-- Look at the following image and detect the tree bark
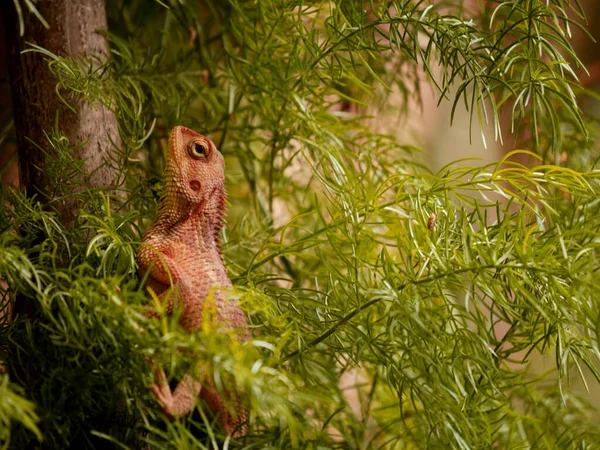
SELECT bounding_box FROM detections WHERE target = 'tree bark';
[2,0,120,223]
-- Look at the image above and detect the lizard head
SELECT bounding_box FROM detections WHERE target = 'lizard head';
[166,126,225,208]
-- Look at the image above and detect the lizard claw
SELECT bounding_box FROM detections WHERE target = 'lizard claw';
[151,382,176,419]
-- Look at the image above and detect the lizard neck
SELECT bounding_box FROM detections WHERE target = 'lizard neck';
[150,182,226,250]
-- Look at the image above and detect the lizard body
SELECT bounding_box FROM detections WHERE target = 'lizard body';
[137,126,249,436]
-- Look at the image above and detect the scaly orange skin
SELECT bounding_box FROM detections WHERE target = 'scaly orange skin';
[137,126,249,436]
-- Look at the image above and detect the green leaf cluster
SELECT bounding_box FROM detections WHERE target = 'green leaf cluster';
[2,0,600,449]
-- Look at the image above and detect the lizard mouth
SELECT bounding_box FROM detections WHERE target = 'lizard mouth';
[209,185,222,198]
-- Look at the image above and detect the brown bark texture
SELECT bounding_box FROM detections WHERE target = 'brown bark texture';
[2,0,121,222]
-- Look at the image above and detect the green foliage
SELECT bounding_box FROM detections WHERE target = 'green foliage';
[11,0,49,36]
[1,0,600,449]
[0,374,41,448]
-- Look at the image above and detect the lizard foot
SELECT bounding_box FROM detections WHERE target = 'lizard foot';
[151,382,176,419]
[151,371,203,419]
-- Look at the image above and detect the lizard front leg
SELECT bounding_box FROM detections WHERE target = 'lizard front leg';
[139,246,203,416]
[138,245,185,317]
[138,245,183,288]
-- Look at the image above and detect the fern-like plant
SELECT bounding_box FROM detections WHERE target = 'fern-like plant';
[1,1,599,449]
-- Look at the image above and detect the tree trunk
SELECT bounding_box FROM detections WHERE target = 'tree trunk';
[2,0,120,224]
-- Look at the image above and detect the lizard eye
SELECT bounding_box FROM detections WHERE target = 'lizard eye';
[188,141,209,160]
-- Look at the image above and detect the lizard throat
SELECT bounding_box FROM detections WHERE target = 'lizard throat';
[152,180,226,248]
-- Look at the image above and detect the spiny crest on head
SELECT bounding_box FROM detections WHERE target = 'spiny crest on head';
[214,189,227,242]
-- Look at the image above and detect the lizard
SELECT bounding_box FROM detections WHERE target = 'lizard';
[136,125,249,437]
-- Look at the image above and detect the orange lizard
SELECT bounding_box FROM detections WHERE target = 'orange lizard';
[137,126,249,436]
